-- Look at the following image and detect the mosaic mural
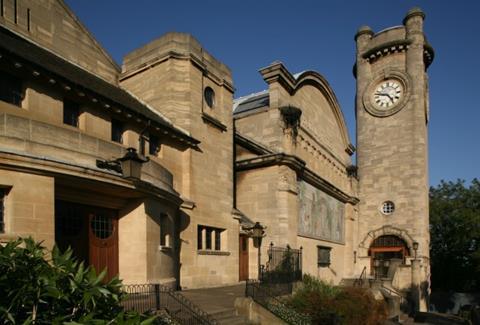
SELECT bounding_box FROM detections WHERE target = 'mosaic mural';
[298,181,345,243]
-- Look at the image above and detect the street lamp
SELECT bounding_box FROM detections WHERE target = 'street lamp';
[249,222,265,280]
[413,241,419,260]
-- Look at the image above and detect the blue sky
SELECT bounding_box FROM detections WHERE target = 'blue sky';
[65,1,479,186]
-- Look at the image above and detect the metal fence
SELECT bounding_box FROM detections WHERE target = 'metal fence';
[260,244,302,288]
[122,284,217,325]
[246,280,311,325]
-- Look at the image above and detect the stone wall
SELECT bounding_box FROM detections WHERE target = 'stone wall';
[0,0,119,83]
[120,33,238,289]
[0,169,55,248]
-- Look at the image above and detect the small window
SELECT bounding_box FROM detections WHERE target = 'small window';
[381,201,395,215]
[0,71,23,106]
[63,99,79,127]
[149,134,160,155]
[204,87,215,108]
[139,135,146,155]
[111,119,123,143]
[197,225,203,250]
[198,225,224,251]
[205,228,212,250]
[215,231,221,250]
[0,189,5,233]
[160,213,170,247]
[317,246,331,267]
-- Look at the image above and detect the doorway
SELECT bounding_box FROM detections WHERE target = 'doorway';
[55,200,119,281]
[369,235,408,278]
[239,235,249,281]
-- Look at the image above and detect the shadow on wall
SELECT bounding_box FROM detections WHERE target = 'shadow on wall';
[177,209,191,290]
[404,281,430,315]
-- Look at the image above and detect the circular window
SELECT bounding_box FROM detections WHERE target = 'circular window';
[204,87,215,108]
[381,201,395,215]
[90,215,113,239]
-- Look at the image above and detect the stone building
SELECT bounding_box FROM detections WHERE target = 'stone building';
[0,0,433,308]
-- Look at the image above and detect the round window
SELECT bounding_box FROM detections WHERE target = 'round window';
[204,87,215,108]
[381,201,395,215]
[90,215,113,239]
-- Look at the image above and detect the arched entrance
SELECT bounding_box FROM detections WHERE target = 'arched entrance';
[369,235,409,278]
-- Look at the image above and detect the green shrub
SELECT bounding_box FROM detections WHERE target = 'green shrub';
[287,275,387,325]
[0,237,157,324]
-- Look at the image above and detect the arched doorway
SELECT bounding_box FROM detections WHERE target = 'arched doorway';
[369,235,409,278]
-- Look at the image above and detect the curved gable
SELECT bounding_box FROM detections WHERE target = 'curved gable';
[293,71,354,158]
[259,63,354,158]
[294,71,353,155]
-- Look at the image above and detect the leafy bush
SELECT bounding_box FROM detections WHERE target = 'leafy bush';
[287,275,387,325]
[0,237,157,324]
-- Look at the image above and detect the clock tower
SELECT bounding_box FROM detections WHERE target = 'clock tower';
[354,7,434,299]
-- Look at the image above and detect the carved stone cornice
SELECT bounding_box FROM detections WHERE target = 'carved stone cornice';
[201,112,227,132]
[362,39,412,62]
[360,38,434,68]
[236,153,359,205]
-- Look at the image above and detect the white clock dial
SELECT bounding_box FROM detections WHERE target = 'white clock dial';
[373,80,403,109]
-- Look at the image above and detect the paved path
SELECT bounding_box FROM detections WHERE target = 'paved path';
[181,284,249,324]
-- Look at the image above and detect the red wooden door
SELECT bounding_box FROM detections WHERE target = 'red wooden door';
[239,235,249,281]
[88,209,118,282]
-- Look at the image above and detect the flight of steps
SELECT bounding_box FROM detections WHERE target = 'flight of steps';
[340,277,412,323]
[180,284,251,325]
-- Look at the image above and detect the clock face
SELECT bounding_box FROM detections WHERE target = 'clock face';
[372,80,403,109]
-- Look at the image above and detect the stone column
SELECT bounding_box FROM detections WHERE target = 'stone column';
[411,259,427,312]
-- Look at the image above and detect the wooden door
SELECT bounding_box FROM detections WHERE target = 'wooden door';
[88,209,118,282]
[239,235,249,281]
[55,201,88,264]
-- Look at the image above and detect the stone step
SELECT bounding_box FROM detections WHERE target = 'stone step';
[180,284,249,324]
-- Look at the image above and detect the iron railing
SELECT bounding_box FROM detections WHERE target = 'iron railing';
[246,280,311,325]
[354,266,367,287]
[122,284,217,325]
[261,244,302,286]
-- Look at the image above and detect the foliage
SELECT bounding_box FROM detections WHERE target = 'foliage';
[266,298,311,325]
[287,275,388,325]
[430,179,480,291]
[0,237,158,324]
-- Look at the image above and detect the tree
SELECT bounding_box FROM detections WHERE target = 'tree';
[430,179,480,291]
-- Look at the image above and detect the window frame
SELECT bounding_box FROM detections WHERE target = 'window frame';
[0,188,5,233]
[159,213,171,248]
[317,245,332,267]
[197,225,225,251]
[149,133,160,156]
[111,119,124,144]
[63,99,80,127]
[0,70,23,107]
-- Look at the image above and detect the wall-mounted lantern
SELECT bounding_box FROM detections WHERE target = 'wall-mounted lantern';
[96,147,149,180]
[117,147,149,179]
[413,241,419,260]
[247,222,266,280]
